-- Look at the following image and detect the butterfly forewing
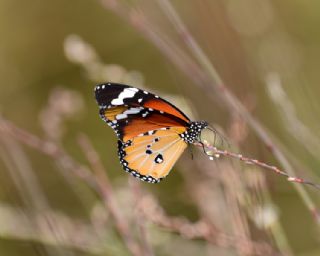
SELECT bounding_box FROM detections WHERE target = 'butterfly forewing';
[95,83,190,121]
[118,128,188,183]
[95,83,190,142]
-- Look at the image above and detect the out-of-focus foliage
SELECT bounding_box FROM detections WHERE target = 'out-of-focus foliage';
[1,1,320,255]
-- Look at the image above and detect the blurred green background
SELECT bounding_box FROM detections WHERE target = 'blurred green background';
[1,0,320,255]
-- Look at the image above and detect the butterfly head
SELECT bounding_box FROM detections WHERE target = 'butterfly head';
[182,120,208,144]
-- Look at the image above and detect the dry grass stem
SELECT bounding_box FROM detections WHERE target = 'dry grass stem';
[0,203,110,254]
[139,195,279,256]
[0,133,77,256]
[201,142,320,193]
[0,117,98,190]
[99,0,319,222]
[77,134,143,256]
[0,117,142,256]
[129,179,155,256]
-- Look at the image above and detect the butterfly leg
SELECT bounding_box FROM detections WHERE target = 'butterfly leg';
[198,141,211,156]
[188,146,194,160]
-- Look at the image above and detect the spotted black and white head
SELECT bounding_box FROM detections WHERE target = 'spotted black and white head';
[180,120,208,144]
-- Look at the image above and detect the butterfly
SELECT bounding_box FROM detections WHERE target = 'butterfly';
[95,82,209,183]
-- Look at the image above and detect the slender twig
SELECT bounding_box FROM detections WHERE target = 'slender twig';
[98,0,319,221]
[139,195,278,256]
[129,179,155,256]
[155,0,319,220]
[0,117,141,256]
[0,117,98,191]
[0,203,112,254]
[0,135,75,256]
[77,134,142,256]
[197,141,320,192]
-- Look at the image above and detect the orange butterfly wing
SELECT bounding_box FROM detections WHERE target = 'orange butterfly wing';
[118,128,188,183]
[95,83,192,183]
[96,83,190,142]
[142,98,190,123]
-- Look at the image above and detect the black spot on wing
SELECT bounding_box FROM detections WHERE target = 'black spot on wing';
[155,154,164,164]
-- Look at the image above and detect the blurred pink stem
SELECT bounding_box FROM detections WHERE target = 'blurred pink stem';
[155,0,319,221]
[0,117,141,256]
[77,134,143,256]
[198,141,320,192]
[97,0,319,222]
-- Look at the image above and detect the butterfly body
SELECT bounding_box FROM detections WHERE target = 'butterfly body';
[95,83,208,183]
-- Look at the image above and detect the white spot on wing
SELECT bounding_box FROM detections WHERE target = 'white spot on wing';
[123,107,143,115]
[111,88,139,106]
[111,98,123,105]
[116,113,128,120]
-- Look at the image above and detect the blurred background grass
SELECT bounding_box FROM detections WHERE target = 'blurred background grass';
[1,0,320,255]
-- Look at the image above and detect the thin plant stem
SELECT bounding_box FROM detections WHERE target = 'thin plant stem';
[139,195,279,256]
[0,117,98,190]
[129,179,155,256]
[77,134,142,256]
[198,141,320,192]
[155,0,319,221]
[98,0,319,222]
[0,117,141,256]
[0,135,75,256]
[0,203,115,254]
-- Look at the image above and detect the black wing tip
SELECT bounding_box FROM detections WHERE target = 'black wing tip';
[94,82,132,92]
[94,82,116,103]
[94,82,110,93]
[94,82,143,106]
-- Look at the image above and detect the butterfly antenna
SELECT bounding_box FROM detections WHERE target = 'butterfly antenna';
[208,126,217,146]
[207,126,230,148]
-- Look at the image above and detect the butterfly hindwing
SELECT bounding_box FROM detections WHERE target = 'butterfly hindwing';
[118,128,188,183]
[95,83,190,141]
